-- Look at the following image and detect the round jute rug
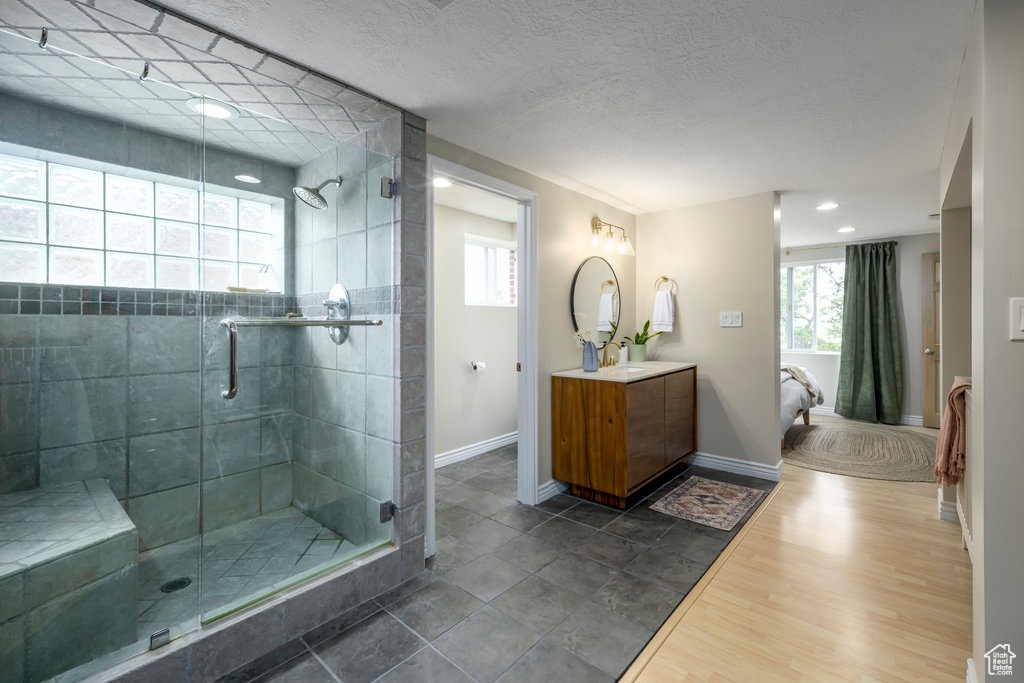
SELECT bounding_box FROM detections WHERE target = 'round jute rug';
[783,415,938,482]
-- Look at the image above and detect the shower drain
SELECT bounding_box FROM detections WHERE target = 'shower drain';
[160,577,192,593]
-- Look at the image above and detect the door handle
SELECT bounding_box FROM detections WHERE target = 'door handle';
[924,348,935,355]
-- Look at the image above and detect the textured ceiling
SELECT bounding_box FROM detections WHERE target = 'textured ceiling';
[779,169,938,248]
[0,0,399,167]
[148,0,974,219]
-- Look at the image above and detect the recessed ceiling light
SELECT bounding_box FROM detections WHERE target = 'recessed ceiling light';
[816,201,840,211]
[234,174,261,184]
[433,177,452,188]
[837,226,856,233]
[186,97,239,120]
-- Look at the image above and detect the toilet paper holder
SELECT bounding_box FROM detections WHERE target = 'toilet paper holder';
[471,361,486,373]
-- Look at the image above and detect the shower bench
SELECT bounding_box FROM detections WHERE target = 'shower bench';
[0,479,138,683]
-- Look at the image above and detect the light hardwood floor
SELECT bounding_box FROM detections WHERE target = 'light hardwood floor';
[624,464,973,682]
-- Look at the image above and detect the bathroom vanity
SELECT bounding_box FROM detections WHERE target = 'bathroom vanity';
[552,361,697,508]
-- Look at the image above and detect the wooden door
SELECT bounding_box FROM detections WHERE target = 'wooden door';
[626,377,666,489]
[922,252,941,428]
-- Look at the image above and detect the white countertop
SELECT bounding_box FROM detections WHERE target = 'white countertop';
[552,361,696,383]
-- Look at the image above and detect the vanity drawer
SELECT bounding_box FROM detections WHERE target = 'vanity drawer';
[626,377,666,488]
[665,367,696,463]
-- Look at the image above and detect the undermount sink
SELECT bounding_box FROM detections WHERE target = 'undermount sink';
[621,367,648,372]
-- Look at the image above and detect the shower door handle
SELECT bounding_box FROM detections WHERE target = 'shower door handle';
[221,319,238,399]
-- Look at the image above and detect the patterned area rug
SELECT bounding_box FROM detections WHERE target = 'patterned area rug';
[650,476,765,531]
[783,415,937,482]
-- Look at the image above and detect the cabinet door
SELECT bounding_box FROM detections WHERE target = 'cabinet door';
[626,377,665,489]
[665,368,696,463]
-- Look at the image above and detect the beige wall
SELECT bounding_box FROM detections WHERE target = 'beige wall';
[432,205,518,454]
[939,0,1024,673]
[780,233,940,419]
[427,135,637,487]
[635,193,781,468]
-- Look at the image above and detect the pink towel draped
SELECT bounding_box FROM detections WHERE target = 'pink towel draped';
[934,378,971,486]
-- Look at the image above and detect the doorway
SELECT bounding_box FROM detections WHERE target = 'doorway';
[424,157,538,557]
[921,251,942,427]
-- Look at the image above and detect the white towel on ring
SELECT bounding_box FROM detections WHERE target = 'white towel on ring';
[652,290,674,333]
[597,293,614,331]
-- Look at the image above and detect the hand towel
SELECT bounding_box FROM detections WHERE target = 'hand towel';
[596,293,614,332]
[652,290,674,332]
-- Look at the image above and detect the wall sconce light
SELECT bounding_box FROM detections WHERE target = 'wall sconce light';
[591,216,635,256]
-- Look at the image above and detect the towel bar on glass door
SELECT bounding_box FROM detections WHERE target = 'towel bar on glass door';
[219,317,383,399]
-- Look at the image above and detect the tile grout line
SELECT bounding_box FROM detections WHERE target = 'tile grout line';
[298,636,342,683]
[381,604,482,682]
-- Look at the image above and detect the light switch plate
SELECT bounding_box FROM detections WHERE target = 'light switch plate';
[1010,298,1024,341]
[719,311,743,328]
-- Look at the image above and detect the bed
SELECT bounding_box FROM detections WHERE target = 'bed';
[781,366,824,444]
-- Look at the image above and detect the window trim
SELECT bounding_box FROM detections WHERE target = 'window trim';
[780,258,844,354]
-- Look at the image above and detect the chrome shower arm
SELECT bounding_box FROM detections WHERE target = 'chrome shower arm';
[316,176,343,191]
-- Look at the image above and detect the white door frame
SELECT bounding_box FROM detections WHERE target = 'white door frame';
[424,155,539,557]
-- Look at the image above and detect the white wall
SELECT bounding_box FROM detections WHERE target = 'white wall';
[636,193,781,468]
[780,232,940,419]
[427,136,637,487]
[432,205,518,454]
[938,0,1024,672]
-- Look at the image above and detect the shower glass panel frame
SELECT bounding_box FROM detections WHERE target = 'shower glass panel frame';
[0,25,397,682]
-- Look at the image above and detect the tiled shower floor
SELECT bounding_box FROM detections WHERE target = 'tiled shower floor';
[138,506,372,637]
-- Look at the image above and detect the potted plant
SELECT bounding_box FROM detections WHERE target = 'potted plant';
[623,320,663,362]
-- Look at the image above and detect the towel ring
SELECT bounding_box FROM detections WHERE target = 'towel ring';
[600,279,617,295]
[654,276,677,292]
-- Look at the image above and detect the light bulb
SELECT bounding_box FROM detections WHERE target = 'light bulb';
[617,236,628,254]
[604,230,614,250]
[591,230,600,248]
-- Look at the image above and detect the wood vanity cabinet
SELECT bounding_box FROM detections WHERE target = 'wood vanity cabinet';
[552,365,697,508]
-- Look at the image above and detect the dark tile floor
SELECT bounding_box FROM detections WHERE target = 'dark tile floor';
[239,445,775,682]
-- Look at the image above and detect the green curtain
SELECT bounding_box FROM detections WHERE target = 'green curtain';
[835,241,904,424]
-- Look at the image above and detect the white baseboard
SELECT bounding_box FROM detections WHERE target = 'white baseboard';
[686,451,784,482]
[957,496,975,563]
[966,658,977,683]
[537,479,567,503]
[939,499,958,522]
[434,432,518,469]
[809,407,924,427]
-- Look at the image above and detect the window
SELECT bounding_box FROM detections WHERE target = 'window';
[0,152,282,291]
[780,260,845,352]
[464,234,516,306]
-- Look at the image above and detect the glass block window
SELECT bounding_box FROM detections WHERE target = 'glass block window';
[0,152,283,291]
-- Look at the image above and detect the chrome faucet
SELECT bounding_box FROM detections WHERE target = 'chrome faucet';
[601,342,620,368]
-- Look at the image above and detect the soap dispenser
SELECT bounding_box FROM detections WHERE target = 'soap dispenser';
[618,343,629,365]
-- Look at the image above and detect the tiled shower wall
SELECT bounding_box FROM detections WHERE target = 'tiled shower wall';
[290,133,398,546]
[0,288,295,551]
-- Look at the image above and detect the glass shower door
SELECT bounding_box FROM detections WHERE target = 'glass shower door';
[0,33,206,681]
[197,110,396,623]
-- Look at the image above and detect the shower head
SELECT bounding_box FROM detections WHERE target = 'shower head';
[293,176,342,210]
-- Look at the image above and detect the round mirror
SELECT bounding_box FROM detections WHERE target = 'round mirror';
[570,256,619,347]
